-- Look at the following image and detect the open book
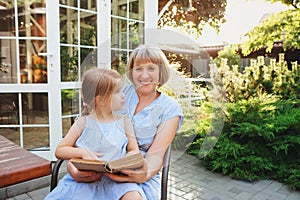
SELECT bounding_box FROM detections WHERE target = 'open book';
[70,152,144,173]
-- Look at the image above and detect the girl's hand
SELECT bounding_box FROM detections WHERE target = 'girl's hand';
[105,160,148,184]
[67,161,102,183]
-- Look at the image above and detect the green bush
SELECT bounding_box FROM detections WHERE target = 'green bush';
[200,96,300,189]
[185,54,300,190]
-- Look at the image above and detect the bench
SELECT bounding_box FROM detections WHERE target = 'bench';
[0,135,52,188]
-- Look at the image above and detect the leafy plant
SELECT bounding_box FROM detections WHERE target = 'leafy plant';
[158,0,226,37]
[242,1,300,55]
[199,95,300,188]
[187,52,300,190]
[216,54,299,102]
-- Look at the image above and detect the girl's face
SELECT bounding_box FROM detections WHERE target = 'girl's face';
[132,62,160,95]
[111,81,125,111]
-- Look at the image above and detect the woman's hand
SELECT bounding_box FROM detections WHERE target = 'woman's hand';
[105,160,148,184]
[67,161,102,183]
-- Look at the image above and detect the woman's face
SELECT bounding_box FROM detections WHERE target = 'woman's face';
[132,62,160,95]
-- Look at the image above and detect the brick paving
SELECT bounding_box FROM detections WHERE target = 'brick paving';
[1,150,300,200]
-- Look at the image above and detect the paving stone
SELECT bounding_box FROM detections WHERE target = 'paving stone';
[250,191,271,199]
[182,189,203,199]
[27,187,49,199]
[285,192,300,200]
[214,188,239,199]
[169,187,187,196]
[234,191,253,200]
[5,151,300,200]
[0,188,8,200]
[201,191,233,200]
[263,181,284,193]
[250,179,274,191]
[277,185,292,196]
[8,193,32,200]
[229,187,244,195]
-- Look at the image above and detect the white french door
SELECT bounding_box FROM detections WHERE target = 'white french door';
[0,0,61,160]
[0,0,150,161]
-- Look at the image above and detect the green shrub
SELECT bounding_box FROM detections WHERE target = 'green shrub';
[186,53,300,190]
[199,96,300,189]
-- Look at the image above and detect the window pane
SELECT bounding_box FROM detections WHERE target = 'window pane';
[0,93,19,125]
[0,128,20,145]
[80,0,97,11]
[0,39,17,83]
[18,2,46,37]
[0,1,16,36]
[111,18,127,49]
[129,0,144,20]
[111,50,127,74]
[59,0,77,7]
[23,127,49,150]
[80,11,97,46]
[111,0,127,18]
[81,48,97,73]
[61,89,79,116]
[19,39,47,84]
[61,46,78,81]
[62,117,72,138]
[60,7,78,44]
[61,88,79,138]
[23,93,49,124]
[129,21,144,50]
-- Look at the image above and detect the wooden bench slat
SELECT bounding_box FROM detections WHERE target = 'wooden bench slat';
[0,135,52,188]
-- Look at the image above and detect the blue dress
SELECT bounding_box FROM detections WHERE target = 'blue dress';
[45,116,146,200]
[123,84,184,200]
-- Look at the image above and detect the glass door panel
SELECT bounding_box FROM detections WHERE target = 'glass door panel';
[0,0,52,159]
[23,127,49,150]
[0,39,17,83]
[60,45,79,81]
[19,39,47,84]
[0,92,49,150]
[59,1,97,142]
[111,0,145,75]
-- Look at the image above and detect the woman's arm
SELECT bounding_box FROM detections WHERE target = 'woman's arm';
[144,116,180,179]
[106,116,180,183]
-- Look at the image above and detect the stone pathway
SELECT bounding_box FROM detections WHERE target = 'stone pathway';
[2,150,300,200]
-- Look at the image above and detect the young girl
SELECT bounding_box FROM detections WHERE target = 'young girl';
[45,68,146,200]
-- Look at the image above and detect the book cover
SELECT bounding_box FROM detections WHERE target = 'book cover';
[70,152,144,173]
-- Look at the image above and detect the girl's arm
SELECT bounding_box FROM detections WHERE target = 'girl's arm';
[124,115,140,155]
[106,116,180,183]
[55,117,98,160]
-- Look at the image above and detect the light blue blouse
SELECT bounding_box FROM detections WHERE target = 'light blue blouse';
[123,84,184,199]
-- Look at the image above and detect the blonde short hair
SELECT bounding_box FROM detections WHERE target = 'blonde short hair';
[126,45,170,87]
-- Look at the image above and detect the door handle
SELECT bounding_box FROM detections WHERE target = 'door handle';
[38,52,54,71]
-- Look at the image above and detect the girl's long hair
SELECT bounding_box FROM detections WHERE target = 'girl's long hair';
[81,68,122,115]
